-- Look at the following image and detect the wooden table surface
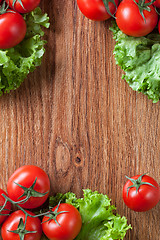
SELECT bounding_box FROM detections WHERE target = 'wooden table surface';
[0,1,159,239]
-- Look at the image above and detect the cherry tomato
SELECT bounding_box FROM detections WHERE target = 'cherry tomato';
[0,189,11,225]
[7,165,50,209]
[123,174,160,212]
[116,0,158,37]
[77,0,119,21]
[1,210,42,240]
[5,0,40,14]
[0,10,26,49]
[42,203,82,240]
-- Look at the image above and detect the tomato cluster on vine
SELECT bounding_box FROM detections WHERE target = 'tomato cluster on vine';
[0,0,40,49]
[77,0,160,37]
[0,165,82,240]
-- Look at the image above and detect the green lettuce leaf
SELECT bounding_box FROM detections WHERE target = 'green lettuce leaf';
[0,7,49,95]
[47,189,131,240]
[49,192,80,209]
[110,21,160,103]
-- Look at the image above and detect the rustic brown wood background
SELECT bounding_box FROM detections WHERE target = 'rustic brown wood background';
[0,1,159,239]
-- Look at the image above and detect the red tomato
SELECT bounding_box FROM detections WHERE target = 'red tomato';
[0,10,26,49]
[0,189,11,225]
[42,203,82,240]
[5,0,40,14]
[116,0,158,37]
[77,0,119,21]
[1,210,42,240]
[123,174,160,212]
[7,165,50,209]
[153,0,160,8]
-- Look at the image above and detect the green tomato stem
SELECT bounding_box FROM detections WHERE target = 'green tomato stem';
[126,173,157,197]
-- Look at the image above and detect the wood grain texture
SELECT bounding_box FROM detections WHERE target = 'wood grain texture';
[0,1,159,239]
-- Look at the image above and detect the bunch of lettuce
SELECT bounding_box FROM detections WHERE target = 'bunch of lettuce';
[0,7,49,95]
[41,189,131,240]
[110,22,160,103]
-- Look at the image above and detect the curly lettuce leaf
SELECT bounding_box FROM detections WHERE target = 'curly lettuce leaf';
[110,21,160,103]
[0,7,49,95]
[49,192,80,209]
[48,189,131,240]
